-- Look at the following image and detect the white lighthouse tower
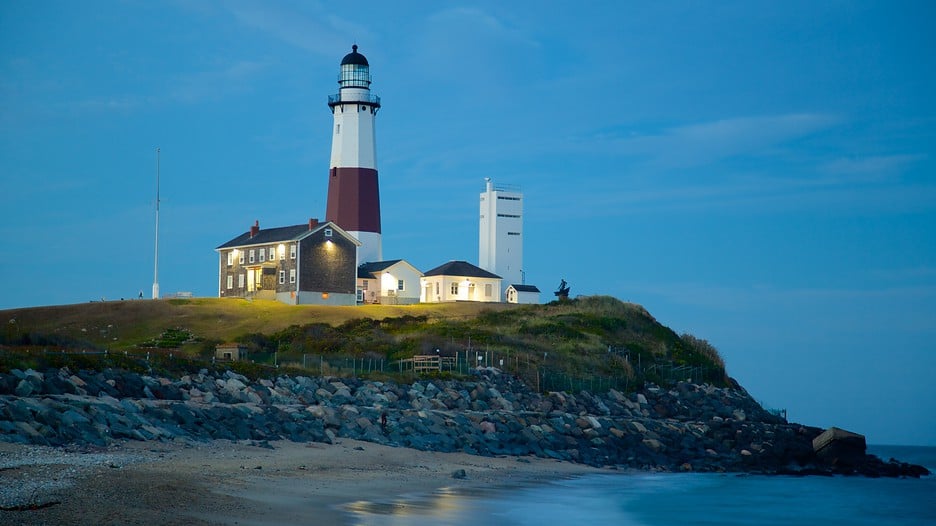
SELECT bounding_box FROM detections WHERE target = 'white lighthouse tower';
[479,178,523,287]
[326,45,382,264]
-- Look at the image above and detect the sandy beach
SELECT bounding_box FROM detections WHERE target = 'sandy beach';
[0,439,608,525]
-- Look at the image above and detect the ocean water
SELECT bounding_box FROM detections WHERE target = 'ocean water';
[342,446,936,525]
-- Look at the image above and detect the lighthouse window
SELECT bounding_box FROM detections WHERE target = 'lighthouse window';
[335,124,340,134]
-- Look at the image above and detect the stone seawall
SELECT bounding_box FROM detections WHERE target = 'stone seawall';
[0,367,927,477]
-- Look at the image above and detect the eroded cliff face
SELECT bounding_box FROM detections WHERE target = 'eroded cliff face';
[0,367,928,477]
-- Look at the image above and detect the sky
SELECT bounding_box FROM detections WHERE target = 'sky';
[1,1,934,446]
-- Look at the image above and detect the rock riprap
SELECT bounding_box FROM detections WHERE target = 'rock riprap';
[0,367,927,477]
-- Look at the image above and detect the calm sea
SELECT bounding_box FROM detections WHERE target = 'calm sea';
[341,445,936,525]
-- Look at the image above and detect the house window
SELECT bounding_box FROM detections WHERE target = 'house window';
[290,244,296,259]
[269,248,275,261]
[249,249,255,263]
[227,252,233,266]
[324,228,333,238]
[226,275,233,289]
[450,283,459,295]
[279,271,285,285]
[397,279,404,291]
[362,280,369,290]
[485,284,492,297]
[435,282,440,295]
[239,252,245,264]
[289,269,296,284]
[258,249,265,262]
[238,274,245,288]
[279,246,285,260]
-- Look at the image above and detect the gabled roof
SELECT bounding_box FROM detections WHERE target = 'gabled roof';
[358,259,424,279]
[423,260,501,279]
[216,221,360,250]
[508,284,540,293]
[358,259,403,276]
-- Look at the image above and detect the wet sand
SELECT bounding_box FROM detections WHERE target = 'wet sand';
[0,439,608,525]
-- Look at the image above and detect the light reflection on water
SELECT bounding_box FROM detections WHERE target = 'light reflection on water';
[343,487,478,525]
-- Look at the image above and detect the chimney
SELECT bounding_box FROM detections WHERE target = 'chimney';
[308,218,319,230]
[249,220,259,238]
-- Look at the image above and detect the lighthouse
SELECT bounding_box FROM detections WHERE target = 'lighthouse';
[326,45,382,264]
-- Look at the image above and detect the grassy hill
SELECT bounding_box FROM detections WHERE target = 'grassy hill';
[0,296,727,392]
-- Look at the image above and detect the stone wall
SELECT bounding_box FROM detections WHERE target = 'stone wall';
[0,367,927,477]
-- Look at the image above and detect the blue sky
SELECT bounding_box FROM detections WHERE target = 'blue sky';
[1,1,934,445]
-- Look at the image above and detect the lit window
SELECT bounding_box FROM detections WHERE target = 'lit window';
[397,279,404,291]
[450,283,458,295]
[289,269,296,284]
[238,274,245,288]
[227,252,233,266]
[226,275,233,289]
[249,249,255,263]
[290,244,296,259]
[279,245,285,260]
[279,271,285,285]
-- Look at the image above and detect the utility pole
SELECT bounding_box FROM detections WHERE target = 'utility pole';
[152,147,160,299]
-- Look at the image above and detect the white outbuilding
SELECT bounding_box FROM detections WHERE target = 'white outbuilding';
[420,260,502,303]
[506,284,541,304]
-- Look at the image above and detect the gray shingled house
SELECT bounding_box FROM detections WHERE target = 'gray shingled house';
[216,219,361,305]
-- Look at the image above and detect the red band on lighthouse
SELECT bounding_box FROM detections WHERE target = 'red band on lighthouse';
[326,167,381,233]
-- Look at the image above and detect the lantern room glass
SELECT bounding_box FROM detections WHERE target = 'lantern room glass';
[340,63,370,88]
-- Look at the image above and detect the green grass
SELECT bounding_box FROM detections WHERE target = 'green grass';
[0,296,728,391]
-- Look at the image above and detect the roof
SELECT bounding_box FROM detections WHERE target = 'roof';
[216,221,359,249]
[358,259,424,279]
[340,45,369,66]
[216,224,312,249]
[508,284,540,293]
[358,259,402,277]
[423,260,501,279]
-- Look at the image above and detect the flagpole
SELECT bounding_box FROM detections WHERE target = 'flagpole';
[152,147,160,299]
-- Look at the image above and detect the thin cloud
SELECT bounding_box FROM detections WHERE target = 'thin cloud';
[169,60,266,103]
[617,113,840,168]
[819,154,926,182]
[224,2,372,57]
